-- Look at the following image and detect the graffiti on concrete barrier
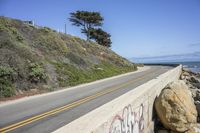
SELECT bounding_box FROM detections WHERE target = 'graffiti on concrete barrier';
[109,104,144,133]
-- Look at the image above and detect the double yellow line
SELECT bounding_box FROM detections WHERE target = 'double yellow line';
[0,69,157,133]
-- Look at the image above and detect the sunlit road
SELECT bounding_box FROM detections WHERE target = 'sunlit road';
[0,65,173,133]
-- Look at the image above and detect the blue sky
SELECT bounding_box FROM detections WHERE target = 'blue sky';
[1,0,200,59]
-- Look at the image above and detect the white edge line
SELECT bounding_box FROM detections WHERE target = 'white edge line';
[0,66,150,107]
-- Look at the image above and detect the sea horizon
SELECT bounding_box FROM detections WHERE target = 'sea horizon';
[135,61,200,73]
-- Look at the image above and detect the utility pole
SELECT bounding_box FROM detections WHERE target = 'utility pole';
[65,24,67,34]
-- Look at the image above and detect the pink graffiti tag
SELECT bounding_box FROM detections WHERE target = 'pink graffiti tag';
[109,104,144,133]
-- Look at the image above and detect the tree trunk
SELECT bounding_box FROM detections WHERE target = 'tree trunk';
[84,24,90,41]
[86,32,89,41]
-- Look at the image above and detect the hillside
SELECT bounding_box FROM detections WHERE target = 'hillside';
[0,17,137,99]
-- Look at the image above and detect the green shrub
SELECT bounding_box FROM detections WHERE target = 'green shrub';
[28,63,47,83]
[0,66,15,80]
[16,35,24,41]
[14,32,24,42]
[0,79,15,97]
[10,27,18,34]
[0,66,15,97]
[0,24,6,31]
[9,27,24,41]
[41,27,51,33]
[47,86,54,92]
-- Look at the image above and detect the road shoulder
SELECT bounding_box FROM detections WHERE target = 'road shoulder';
[0,66,150,107]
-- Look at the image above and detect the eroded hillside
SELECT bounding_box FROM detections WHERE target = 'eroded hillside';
[0,17,137,99]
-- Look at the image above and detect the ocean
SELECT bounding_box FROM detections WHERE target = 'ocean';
[140,61,200,73]
[158,61,200,73]
[180,61,200,73]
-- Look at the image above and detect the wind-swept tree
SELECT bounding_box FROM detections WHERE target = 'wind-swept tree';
[69,11,103,40]
[89,28,112,47]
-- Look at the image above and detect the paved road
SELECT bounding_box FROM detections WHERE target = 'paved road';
[0,65,173,133]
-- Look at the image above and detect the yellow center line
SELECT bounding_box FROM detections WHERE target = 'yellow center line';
[0,69,158,133]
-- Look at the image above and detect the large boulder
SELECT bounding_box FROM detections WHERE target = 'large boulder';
[155,80,198,132]
[185,124,200,133]
[180,71,190,80]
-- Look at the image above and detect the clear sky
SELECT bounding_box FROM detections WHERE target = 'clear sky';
[1,0,200,58]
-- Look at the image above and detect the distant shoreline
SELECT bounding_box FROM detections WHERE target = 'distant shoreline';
[142,61,200,73]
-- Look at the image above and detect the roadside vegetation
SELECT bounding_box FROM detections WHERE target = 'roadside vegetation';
[0,16,136,99]
[0,66,16,97]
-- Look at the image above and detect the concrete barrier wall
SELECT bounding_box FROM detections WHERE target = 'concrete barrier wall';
[54,65,182,133]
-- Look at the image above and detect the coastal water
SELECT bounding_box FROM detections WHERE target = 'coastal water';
[160,61,200,73]
[180,61,200,73]
[142,61,200,73]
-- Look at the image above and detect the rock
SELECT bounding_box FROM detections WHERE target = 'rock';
[183,71,191,77]
[185,124,200,133]
[181,71,190,80]
[170,131,179,133]
[188,83,198,90]
[197,74,200,79]
[190,88,199,98]
[15,89,23,95]
[194,90,200,101]
[192,83,200,89]
[97,67,103,70]
[180,75,186,80]
[100,52,104,55]
[194,101,200,122]
[30,88,37,92]
[189,77,200,84]
[42,85,49,89]
[155,80,198,132]
[157,130,170,133]
[195,103,200,118]
[82,48,86,51]
[189,87,200,100]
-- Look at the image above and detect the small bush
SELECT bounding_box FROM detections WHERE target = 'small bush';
[0,66,15,97]
[29,63,47,83]
[0,79,15,97]
[0,24,6,31]
[41,27,51,33]
[0,66,15,80]
[16,35,24,41]
[9,27,24,41]
[10,27,18,34]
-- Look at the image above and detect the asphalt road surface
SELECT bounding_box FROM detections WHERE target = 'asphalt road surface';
[0,65,173,133]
